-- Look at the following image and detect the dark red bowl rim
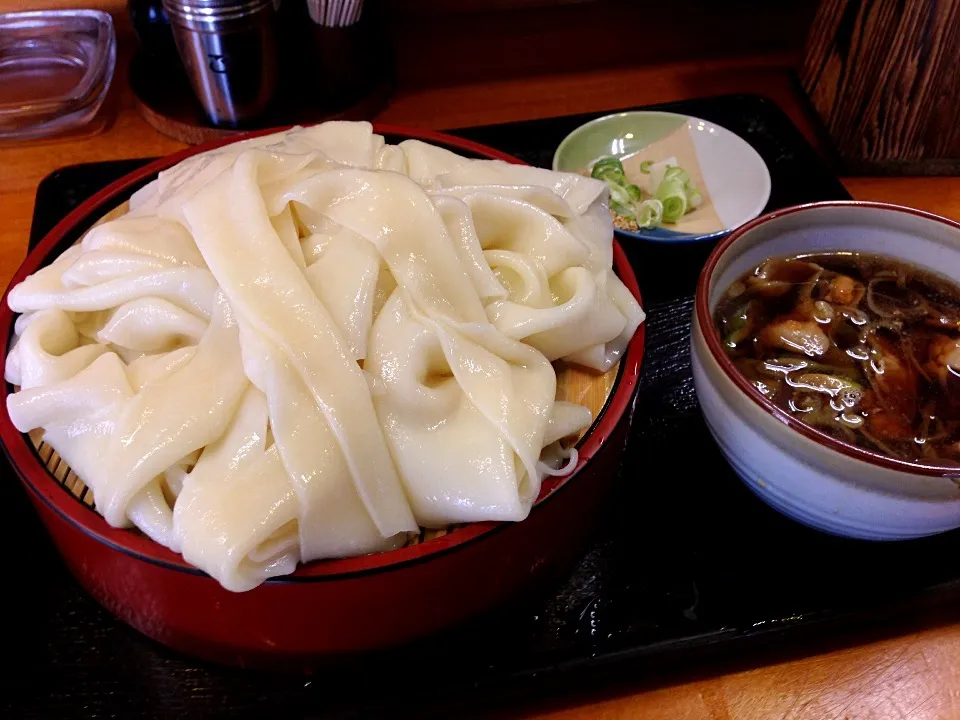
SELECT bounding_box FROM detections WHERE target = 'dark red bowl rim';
[695,199,960,479]
[0,123,645,581]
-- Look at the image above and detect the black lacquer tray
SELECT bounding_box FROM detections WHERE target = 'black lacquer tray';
[9,94,960,719]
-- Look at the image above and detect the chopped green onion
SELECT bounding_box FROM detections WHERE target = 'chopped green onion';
[663,166,690,184]
[723,300,756,347]
[660,194,687,224]
[609,182,640,211]
[655,176,686,198]
[656,177,688,223]
[645,158,678,197]
[635,199,663,229]
[589,154,703,230]
[649,161,702,224]
[591,157,626,182]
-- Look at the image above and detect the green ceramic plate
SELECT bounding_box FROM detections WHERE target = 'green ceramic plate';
[553,111,771,244]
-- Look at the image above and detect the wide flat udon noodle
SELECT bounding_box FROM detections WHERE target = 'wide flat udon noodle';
[173,386,302,592]
[366,289,556,525]
[4,121,644,591]
[202,159,557,522]
[183,152,418,540]
[8,292,248,550]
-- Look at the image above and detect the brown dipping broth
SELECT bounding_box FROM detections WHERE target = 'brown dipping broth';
[713,252,960,467]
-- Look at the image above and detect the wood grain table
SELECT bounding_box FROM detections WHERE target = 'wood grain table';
[2,24,960,719]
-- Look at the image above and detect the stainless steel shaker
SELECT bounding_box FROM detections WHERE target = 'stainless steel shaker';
[161,0,278,127]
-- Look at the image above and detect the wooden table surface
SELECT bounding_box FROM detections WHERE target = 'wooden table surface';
[2,36,960,720]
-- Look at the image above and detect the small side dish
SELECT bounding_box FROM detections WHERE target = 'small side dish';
[590,155,702,232]
[714,252,960,467]
[553,111,771,244]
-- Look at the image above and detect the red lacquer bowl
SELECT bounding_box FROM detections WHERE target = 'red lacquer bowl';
[0,125,645,667]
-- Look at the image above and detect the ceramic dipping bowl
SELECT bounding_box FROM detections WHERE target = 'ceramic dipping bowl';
[692,201,960,540]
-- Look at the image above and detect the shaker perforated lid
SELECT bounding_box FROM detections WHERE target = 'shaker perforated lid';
[161,0,275,26]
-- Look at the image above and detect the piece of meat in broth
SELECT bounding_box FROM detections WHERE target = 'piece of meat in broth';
[760,319,830,357]
[825,274,864,306]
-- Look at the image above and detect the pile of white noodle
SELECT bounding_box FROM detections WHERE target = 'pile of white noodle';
[4,122,645,591]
